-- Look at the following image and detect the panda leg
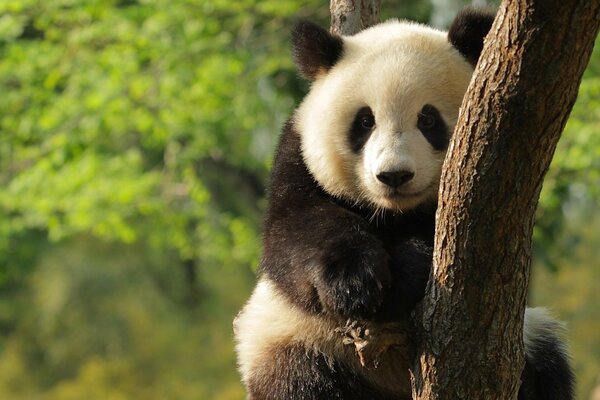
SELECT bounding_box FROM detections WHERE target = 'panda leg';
[518,307,575,400]
[245,344,395,400]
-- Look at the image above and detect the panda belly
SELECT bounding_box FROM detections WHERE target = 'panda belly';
[234,279,413,400]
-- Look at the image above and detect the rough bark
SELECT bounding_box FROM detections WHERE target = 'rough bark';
[411,1,600,399]
[330,0,381,35]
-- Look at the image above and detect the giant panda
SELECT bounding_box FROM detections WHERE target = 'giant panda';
[234,8,574,400]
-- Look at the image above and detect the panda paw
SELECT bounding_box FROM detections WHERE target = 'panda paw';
[317,243,391,319]
[336,319,409,368]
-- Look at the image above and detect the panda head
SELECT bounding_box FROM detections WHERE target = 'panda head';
[293,9,494,212]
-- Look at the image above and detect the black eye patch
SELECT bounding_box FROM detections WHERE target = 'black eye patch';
[417,104,450,151]
[349,106,375,153]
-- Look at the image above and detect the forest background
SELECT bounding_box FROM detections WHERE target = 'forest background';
[0,0,598,399]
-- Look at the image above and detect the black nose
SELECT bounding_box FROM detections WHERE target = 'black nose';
[376,170,415,188]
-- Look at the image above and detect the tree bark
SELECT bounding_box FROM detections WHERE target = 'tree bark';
[330,0,381,35]
[412,1,600,399]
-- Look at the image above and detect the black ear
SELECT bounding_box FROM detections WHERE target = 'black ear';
[292,20,344,80]
[448,8,496,66]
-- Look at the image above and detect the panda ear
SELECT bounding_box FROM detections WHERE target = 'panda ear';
[292,20,344,80]
[448,8,496,66]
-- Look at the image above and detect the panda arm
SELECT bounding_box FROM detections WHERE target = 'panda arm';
[377,236,433,321]
[260,122,392,320]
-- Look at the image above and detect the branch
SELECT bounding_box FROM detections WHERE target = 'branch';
[330,0,381,35]
[412,1,600,399]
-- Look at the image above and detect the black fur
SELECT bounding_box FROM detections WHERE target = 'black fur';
[417,104,450,151]
[252,121,429,400]
[247,344,408,400]
[349,107,376,152]
[518,333,575,400]
[292,20,344,80]
[260,121,432,321]
[448,7,496,66]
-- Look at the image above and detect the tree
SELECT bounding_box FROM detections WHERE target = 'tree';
[329,0,381,35]
[411,0,600,398]
[329,0,600,399]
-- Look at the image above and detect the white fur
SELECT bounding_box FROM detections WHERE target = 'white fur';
[523,307,568,362]
[295,19,474,211]
[234,279,412,395]
[234,279,342,384]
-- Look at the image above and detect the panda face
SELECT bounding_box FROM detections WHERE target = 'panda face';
[294,21,474,212]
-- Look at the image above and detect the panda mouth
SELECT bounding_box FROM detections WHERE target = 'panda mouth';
[384,191,426,204]
[374,182,437,208]
[360,171,439,209]
[384,185,430,199]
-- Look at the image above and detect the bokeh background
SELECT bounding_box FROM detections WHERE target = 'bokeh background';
[0,0,598,399]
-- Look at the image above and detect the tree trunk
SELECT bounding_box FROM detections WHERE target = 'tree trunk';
[412,0,600,399]
[330,0,381,35]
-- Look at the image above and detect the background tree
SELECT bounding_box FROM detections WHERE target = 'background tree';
[329,0,380,35]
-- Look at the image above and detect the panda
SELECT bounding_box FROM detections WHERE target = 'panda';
[234,8,574,400]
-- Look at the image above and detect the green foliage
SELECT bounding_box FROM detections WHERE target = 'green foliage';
[535,37,600,266]
[0,1,598,398]
[0,0,330,397]
[0,0,307,264]
[531,208,600,400]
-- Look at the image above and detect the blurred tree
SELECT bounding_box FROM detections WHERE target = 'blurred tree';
[0,0,328,397]
[430,0,497,28]
[535,35,600,268]
[531,207,600,400]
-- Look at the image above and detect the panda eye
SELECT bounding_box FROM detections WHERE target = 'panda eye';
[417,106,437,130]
[416,104,450,151]
[349,107,375,152]
[360,114,375,129]
[355,107,375,130]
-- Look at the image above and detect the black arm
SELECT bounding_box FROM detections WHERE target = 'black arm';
[260,122,391,320]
